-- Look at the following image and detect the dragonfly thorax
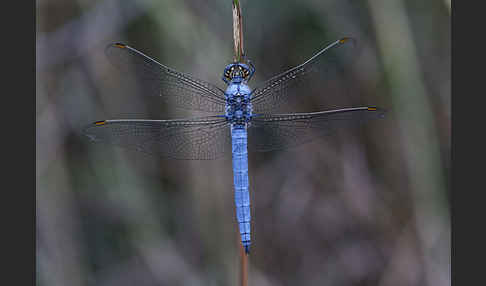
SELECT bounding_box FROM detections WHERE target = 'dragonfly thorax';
[225,83,253,125]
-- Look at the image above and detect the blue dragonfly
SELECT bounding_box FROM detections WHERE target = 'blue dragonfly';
[84,37,385,254]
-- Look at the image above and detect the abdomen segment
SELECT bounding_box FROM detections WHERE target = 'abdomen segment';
[231,126,251,254]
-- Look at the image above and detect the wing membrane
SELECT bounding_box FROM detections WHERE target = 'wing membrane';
[248,107,385,152]
[105,43,226,112]
[83,117,231,160]
[250,38,356,113]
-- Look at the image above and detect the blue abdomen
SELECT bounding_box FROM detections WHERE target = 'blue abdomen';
[231,125,251,254]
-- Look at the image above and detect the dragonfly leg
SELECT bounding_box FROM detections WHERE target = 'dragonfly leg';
[246,60,256,82]
[222,75,230,85]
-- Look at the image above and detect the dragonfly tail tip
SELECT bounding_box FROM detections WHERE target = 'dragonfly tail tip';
[244,245,250,255]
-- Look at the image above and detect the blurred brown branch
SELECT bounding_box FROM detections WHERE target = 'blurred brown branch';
[36,0,153,71]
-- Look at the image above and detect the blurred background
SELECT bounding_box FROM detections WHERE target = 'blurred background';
[36,0,450,285]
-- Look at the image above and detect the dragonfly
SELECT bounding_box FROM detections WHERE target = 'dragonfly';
[84,37,385,254]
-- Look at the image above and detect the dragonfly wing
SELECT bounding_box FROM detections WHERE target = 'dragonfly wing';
[248,107,385,152]
[105,43,226,113]
[250,38,356,113]
[83,116,231,160]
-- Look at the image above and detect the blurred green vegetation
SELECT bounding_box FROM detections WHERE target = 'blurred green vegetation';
[37,0,450,285]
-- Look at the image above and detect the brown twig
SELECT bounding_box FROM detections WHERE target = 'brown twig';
[233,3,248,286]
[239,239,248,286]
[232,0,245,63]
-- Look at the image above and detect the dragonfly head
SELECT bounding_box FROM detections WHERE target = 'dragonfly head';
[222,62,255,84]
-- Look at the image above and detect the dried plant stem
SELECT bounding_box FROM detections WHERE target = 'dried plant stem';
[233,2,248,285]
[239,239,248,286]
[232,0,245,63]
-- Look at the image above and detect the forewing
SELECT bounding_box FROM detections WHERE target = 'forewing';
[83,117,231,160]
[105,43,226,113]
[248,107,385,152]
[250,38,356,113]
